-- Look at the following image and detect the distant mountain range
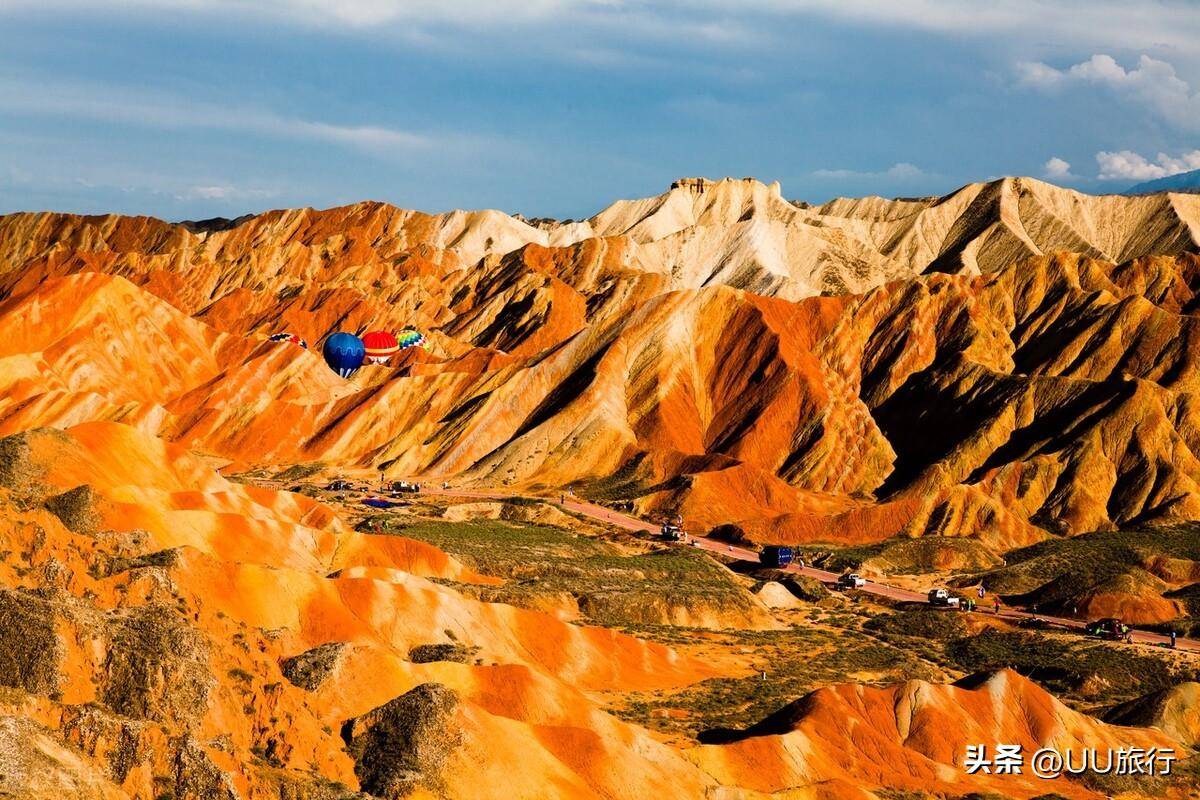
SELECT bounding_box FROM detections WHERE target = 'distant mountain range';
[6,175,1200,306]
[2,173,1200,550]
[1126,168,1200,195]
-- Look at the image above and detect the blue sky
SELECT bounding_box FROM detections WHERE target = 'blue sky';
[1,1,1198,220]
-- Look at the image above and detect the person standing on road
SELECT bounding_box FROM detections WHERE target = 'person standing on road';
[977,585,985,599]
[1171,630,1178,649]
[993,597,1001,615]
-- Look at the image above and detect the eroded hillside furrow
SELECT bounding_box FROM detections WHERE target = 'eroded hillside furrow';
[2,184,1200,549]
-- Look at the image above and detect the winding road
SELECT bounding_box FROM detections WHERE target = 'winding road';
[420,486,1200,654]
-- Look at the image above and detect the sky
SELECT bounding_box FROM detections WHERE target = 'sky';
[1,0,1198,220]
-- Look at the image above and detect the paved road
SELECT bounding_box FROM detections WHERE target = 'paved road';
[413,486,1198,653]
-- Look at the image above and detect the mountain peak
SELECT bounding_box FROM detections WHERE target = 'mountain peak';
[668,176,784,195]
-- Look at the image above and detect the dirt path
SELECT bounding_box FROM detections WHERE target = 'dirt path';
[419,486,1199,654]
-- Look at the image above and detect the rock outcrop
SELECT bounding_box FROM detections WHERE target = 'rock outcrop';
[693,669,1180,799]
[1106,681,1200,746]
[341,683,462,798]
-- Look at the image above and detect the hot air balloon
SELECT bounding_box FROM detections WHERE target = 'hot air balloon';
[396,328,427,350]
[362,330,400,364]
[322,333,365,378]
[268,332,308,348]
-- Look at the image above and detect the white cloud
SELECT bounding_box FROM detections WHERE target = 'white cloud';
[1095,149,1200,181]
[299,0,1191,52]
[736,1,1200,55]
[186,185,232,200]
[0,153,289,210]
[291,121,429,151]
[179,184,280,201]
[812,162,925,180]
[5,0,1200,55]
[885,162,922,179]
[1016,54,1200,131]
[1013,61,1064,87]
[0,0,582,27]
[0,76,479,157]
[1043,157,1073,179]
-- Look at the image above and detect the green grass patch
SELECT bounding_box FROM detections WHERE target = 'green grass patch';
[377,517,757,628]
[946,629,1187,702]
[991,527,1200,593]
[272,462,326,482]
[614,619,944,738]
[797,536,999,576]
[958,527,1200,634]
[864,607,968,640]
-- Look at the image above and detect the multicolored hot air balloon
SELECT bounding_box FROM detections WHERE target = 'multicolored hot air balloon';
[268,332,308,349]
[362,330,400,364]
[396,328,427,350]
[322,332,365,378]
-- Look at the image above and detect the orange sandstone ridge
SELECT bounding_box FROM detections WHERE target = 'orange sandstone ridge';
[0,179,1199,550]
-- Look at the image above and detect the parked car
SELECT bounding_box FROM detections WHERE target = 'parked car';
[836,573,866,590]
[927,588,961,608]
[660,522,686,541]
[1085,618,1130,641]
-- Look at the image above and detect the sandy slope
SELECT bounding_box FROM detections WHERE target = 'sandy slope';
[0,422,1187,799]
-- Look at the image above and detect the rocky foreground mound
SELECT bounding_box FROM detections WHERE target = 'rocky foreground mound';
[0,424,723,798]
[693,669,1180,798]
[0,424,1187,799]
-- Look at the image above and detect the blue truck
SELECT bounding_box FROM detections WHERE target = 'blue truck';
[759,545,795,568]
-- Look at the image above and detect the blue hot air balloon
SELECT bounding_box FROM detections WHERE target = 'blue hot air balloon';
[322,332,366,378]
